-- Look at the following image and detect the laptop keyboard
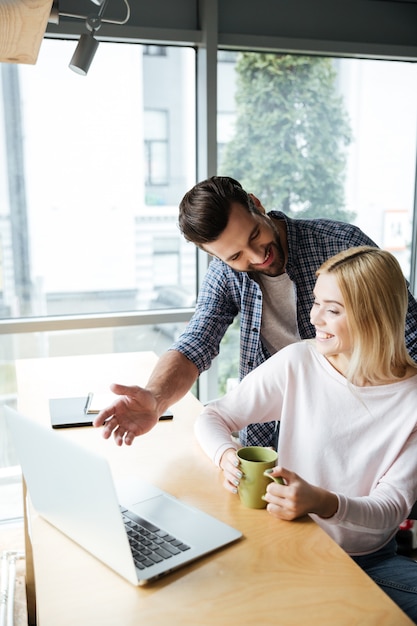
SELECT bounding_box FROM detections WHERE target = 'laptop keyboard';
[121,507,191,570]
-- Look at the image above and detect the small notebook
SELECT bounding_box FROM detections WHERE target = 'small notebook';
[85,391,118,414]
[49,397,93,428]
[49,395,173,428]
[5,406,242,585]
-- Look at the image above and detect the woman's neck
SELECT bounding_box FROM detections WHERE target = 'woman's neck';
[325,354,349,380]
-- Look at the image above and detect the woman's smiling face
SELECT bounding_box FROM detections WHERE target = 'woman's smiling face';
[310,272,353,365]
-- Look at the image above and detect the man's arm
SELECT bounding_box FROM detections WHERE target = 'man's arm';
[145,349,199,415]
[94,260,240,446]
[93,350,199,445]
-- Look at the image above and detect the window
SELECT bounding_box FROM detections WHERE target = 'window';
[0,41,196,323]
[0,40,196,522]
[216,51,417,394]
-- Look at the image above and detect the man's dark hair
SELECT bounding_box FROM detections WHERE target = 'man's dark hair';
[178,176,260,245]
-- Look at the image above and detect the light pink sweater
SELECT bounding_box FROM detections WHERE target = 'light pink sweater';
[195,341,417,555]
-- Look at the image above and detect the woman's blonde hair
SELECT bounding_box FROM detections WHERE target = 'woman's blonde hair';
[316,246,416,385]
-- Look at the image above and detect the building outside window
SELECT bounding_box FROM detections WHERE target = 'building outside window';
[144,109,169,186]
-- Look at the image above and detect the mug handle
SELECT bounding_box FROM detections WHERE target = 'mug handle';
[263,468,284,485]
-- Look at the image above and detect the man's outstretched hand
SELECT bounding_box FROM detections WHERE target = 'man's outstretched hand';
[93,383,160,446]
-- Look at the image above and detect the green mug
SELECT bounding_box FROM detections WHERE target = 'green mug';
[237,446,278,509]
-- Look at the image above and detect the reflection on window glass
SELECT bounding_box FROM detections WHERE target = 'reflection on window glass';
[0,40,196,320]
[217,51,417,395]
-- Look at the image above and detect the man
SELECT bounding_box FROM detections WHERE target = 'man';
[94,176,417,446]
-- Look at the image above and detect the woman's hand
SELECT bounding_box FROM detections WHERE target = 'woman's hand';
[219,448,242,494]
[263,467,338,520]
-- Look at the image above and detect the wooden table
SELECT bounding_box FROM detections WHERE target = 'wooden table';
[15,352,414,626]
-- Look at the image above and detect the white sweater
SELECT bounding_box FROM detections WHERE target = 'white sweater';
[194,341,417,555]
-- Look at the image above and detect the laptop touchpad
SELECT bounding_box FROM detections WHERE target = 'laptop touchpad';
[131,494,202,542]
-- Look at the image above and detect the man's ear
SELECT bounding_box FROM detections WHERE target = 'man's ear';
[249,193,266,215]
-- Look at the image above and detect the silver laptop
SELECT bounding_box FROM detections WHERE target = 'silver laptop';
[5,406,242,586]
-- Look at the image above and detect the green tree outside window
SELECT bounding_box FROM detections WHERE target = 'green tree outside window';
[220,53,354,222]
[218,53,355,395]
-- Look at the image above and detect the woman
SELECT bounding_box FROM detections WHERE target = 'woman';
[195,246,417,622]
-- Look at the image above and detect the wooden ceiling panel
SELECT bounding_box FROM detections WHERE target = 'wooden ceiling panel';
[0,0,53,64]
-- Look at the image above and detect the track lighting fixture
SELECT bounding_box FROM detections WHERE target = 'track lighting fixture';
[69,32,100,76]
[51,0,131,76]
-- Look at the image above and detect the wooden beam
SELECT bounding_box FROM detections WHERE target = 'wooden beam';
[0,0,53,65]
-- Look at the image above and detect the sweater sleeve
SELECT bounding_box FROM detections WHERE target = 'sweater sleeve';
[326,427,417,532]
[194,353,286,464]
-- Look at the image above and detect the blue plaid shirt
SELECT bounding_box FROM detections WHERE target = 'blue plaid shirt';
[172,211,417,446]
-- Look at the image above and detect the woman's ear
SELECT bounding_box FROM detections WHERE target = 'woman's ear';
[249,193,266,215]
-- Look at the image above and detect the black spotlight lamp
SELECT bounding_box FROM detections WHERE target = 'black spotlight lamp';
[69,14,103,76]
[53,0,130,76]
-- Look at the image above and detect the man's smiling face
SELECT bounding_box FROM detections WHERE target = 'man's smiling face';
[202,202,286,277]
